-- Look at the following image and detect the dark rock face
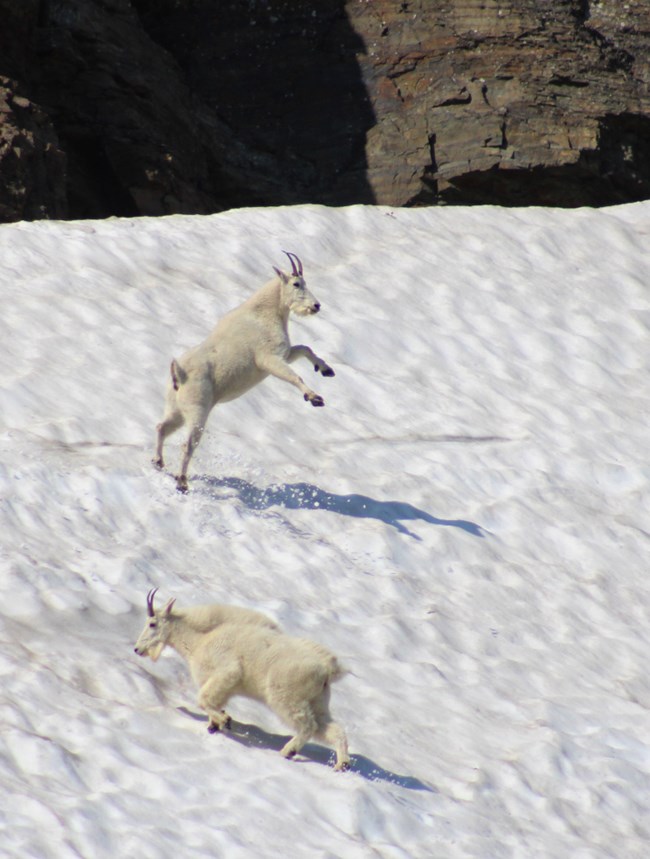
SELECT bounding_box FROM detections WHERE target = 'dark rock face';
[1,0,650,221]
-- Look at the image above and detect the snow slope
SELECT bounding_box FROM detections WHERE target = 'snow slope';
[1,203,649,858]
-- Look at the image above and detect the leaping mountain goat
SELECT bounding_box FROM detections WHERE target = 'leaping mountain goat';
[154,251,335,491]
[134,589,350,771]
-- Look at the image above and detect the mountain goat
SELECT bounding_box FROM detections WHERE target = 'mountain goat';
[134,589,350,771]
[154,251,335,492]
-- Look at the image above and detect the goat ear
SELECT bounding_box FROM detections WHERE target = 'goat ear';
[273,265,288,283]
[164,598,176,615]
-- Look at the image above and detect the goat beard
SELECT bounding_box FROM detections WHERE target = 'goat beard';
[146,642,165,662]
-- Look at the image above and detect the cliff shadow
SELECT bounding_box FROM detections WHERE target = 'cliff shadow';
[177,709,434,791]
[135,0,377,207]
[194,475,484,540]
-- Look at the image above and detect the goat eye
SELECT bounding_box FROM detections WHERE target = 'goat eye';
[149,622,157,628]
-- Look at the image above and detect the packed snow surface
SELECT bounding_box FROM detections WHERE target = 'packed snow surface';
[1,203,649,858]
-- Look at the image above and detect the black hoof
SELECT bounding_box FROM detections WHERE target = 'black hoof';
[208,713,231,733]
[322,368,335,377]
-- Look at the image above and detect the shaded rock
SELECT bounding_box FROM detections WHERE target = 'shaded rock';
[132,0,376,205]
[31,0,226,218]
[0,78,66,221]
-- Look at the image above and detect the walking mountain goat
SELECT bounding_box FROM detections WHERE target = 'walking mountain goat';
[154,251,335,491]
[134,589,350,771]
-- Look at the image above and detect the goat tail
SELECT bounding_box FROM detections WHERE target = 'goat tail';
[327,656,348,684]
[170,359,187,391]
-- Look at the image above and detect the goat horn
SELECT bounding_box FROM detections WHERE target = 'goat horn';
[146,587,158,617]
[282,250,303,277]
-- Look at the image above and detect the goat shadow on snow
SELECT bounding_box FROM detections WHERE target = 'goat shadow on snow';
[177,708,433,791]
[193,475,484,539]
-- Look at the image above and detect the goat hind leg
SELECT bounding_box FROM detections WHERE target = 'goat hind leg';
[177,421,206,492]
[279,710,318,761]
[312,688,350,771]
[153,411,183,469]
[318,720,350,771]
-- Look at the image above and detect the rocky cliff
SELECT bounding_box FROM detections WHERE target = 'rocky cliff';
[1,0,650,221]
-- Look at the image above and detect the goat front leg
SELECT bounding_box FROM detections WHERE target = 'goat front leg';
[257,354,325,407]
[288,345,335,378]
[198,669,239,733]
